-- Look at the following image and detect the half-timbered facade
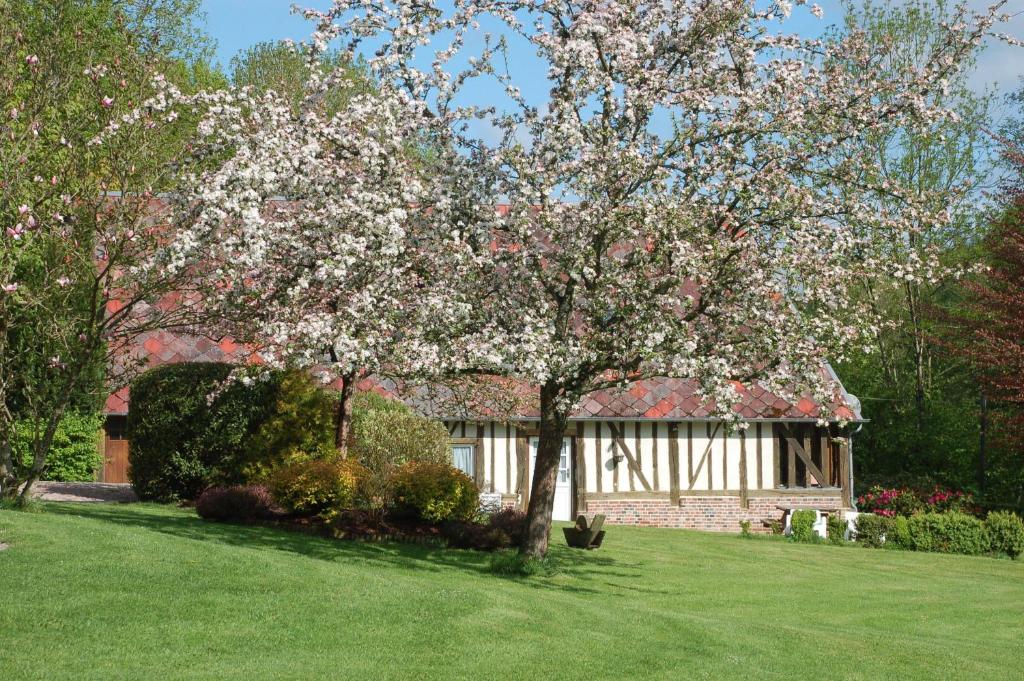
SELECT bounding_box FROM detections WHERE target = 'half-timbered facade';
[365,372,862,532]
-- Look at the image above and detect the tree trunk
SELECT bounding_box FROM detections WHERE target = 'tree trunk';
[334,373,356,455]
[18,403,68,501]
[520,381,569,559]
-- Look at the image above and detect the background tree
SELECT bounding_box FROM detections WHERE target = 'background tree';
[230,40,368,114]
[833,0,997,491]
[948,147,1024,510]
[301,0,1017,557]
[0,0,221,501]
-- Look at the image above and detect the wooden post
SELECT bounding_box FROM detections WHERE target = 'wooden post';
[474,424,485,490]
[840,437,852,507]
[803,426,812,487]
[787,433,796,490]
[595,422,603,493]
[575,422,587,516]
[489,422,496,493]
[624,421,634,492]
[651,422,659,490]
[612,421,620,493]
[739,430,749,509]
[773,424,783,488]
[755,423,763,489]
[686,422,693,483]
[516,429,529,510]
[668,422,680,505]
[706,421,713,490]
[820,427,831,488]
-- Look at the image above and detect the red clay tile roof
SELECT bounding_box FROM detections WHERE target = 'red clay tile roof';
[106,330,861,421]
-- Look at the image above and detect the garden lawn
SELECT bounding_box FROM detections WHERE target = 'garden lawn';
[1,504,1022,681]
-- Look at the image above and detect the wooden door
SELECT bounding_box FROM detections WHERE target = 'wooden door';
[102,416,130,483]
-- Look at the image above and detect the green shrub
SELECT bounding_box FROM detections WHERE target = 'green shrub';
[890,515,912,550]
[739,520,753,538]
[127,364,336,501]
[267,458,363,520]
[244,371,338,479]
[826,514,847,545]
[855,513,894,548]
[12,412,103,481]
[789,510,817,543]
[907,512,988,555]
[390,461,479,523]
[488,550,544,577]
[349,394,451,508]
[985,511,1024,559]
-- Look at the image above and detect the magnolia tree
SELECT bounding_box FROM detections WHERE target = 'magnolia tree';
[122,26,464,451]
[281,0,1018,557]
[0,1,217,501]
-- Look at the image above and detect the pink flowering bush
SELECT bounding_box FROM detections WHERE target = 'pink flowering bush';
[858,485,978,518]
[857,486,923,517]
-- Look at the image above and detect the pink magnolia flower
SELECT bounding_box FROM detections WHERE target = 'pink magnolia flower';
[101,96,114,108]
[2,283,18,293]
[25,54,39,65]
[57,276,71,287]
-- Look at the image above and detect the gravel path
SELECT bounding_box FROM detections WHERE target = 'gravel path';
[32,481,138,503]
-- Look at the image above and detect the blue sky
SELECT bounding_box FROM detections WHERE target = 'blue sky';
[200,1,1024,105]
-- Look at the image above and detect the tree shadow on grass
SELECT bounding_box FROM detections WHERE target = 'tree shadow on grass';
[44,503,648,595]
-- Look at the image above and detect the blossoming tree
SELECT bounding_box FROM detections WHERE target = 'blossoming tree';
[135,22,463,451]
[286,0,1017,557]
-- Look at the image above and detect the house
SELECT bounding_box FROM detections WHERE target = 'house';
[101,328,863,533]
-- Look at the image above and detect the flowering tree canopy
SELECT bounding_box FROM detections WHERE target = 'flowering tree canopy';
[123,27,463,450]
[135,0,1017,555]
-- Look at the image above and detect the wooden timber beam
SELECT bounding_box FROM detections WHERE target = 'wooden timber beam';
[780,424,829,489]
[606,422,653,492]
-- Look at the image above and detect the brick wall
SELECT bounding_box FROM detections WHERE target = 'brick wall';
[585,495,847,533]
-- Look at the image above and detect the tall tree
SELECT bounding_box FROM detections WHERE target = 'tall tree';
[834,0,997,487]
[950,147,1024,507]
[293,0,1017,557]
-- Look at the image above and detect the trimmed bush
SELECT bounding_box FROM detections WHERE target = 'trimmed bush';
[789,509,817,543]
[267,458,362,520]
[890,515,912,550]
[127,364,337,502]
[985,511,1024,559]
[390,461,479,523]
[12,412,103,481]
[349,394,452,508]
[826,514,846,545]
[907,512,988,555]
[196,485,276,523]
[127,363,276,501]
[855,513,894,548]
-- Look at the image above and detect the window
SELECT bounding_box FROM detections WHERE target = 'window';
[451,444,474,477]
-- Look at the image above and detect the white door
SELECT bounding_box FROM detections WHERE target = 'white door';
[529,436,573,521]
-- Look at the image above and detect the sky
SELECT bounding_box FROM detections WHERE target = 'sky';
[199,0,1024,113]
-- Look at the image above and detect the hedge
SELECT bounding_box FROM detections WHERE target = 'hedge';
[12,411,103,481]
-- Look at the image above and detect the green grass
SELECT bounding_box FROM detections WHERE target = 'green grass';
[1,504,1022,680]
